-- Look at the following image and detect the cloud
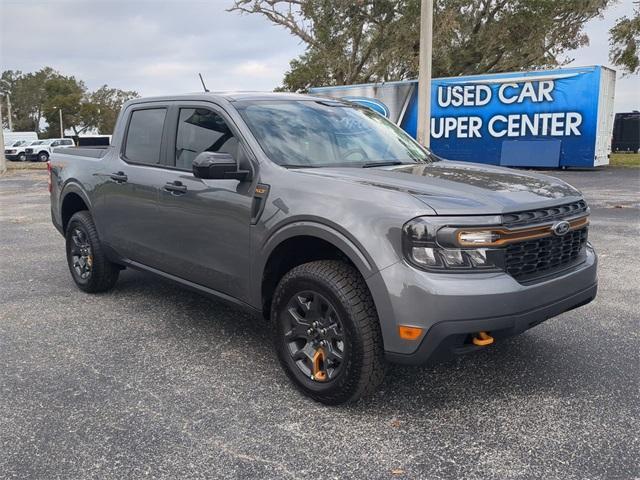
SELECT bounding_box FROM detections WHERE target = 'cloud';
[1,0,636,110]
[233,61,274,77]
[567,0,638,112]
[0,0,305,94]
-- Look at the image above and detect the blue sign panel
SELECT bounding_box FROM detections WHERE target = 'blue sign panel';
[310,66,611,168]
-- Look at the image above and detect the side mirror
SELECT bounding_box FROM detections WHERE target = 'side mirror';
[192,152,251,181]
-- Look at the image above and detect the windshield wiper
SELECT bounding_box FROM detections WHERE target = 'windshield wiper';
[361,161,408,168]
[279,164,320,169]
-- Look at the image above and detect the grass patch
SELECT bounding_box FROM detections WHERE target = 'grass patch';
[610,153,640,167]
[6,160,48,170]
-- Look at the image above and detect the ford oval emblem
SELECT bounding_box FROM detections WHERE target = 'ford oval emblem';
[552,220,571,236]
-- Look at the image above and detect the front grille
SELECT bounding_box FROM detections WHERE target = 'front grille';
[505,227,588,281]
[503,200,588,227]
[25,148,33,154]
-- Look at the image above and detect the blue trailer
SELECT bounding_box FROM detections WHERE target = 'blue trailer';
[310,65,616,168]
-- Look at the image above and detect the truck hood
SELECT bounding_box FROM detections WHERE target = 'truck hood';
[294,160,583,215]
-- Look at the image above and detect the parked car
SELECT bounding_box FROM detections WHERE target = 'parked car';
[4,139,31,161]
[25,138,75,162]
[49,93,597,404]
[4,140,28,160]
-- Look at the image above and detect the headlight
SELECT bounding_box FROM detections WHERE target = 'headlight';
[402,217,504,272]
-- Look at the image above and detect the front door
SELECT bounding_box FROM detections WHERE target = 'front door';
[155,103,255,301]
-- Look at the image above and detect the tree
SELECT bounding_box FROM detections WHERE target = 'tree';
[43,74,88,137]
[1,67,139,136]
[89,85,139,134]
[230,0,613,92]
[1,67,60,132]
[609,4,640,75]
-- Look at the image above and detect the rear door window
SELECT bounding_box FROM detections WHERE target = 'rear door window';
[124,108,167,165]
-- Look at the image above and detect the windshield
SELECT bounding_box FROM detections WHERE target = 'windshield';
[236,100,431,168]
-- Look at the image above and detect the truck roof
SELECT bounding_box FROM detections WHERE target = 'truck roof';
[125,91,319,106]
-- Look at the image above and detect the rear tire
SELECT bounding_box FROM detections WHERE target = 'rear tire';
[65,211,119,293]
[271,260,386,405]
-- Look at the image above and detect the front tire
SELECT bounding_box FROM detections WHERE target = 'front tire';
[271,260,386,405]
[18,153,26,162]
[38,151,49,162]
[65,211,119,293]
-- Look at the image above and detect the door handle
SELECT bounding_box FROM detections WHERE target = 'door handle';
[110,172,128,183]
[163,181,187,194]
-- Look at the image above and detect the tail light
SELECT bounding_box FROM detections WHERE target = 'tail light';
[47,161,52,193]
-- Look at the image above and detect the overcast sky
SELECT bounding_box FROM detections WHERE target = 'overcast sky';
[0,0,637,112]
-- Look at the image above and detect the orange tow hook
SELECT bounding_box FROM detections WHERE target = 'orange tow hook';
[472,331,494,347]
[312,348,327,382]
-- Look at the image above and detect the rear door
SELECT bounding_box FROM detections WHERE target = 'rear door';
[154,102,255,301]
[99,105,173,267]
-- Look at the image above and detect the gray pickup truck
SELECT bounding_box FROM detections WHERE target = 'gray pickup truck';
[50,92,597,404]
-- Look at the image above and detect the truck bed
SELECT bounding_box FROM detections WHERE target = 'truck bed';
[53,146,109,159]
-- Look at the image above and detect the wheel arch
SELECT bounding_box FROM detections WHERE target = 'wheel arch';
[254,221,378,319]
[60,184,92,233]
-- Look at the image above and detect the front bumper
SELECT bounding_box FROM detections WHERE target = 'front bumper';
[5,154,20,161]
[367,245,597,364]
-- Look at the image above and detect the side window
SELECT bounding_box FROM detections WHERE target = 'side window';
[124,108,167,165]
[63,139,74,146]
[51,141,60,147]
[175,108,239,170]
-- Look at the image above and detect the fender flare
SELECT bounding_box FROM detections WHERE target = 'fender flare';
[250,220,378,308]
[61,181,92,211]
[59,182,93,232]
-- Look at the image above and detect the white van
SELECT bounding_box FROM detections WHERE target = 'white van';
[3,131,38,145]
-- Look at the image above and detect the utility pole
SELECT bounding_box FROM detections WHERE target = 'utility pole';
[6,95,13,131]
[416,0,433,147]
[0,100,6,174]
[59,108,64,138]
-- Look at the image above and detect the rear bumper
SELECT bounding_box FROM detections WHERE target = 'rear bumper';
[367,244,597,363]
[385,281,597,364]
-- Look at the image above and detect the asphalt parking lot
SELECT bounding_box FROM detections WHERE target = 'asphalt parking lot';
[1,167,638,479]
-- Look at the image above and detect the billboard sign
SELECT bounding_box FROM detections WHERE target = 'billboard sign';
[310,66,615,168]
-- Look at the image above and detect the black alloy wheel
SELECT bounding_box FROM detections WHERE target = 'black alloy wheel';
[283,290,346,382]
[69,226,93,281]
[271,260,386,405]
[65,210,119,293]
